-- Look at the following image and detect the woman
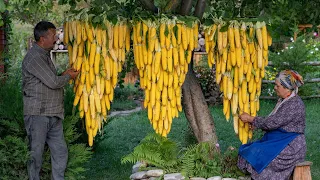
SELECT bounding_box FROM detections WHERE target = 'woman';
[237,70,306,180]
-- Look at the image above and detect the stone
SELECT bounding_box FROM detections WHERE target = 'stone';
[238,176,251,180]
[149,177,160,180]
[130,171,148,179]
[146,169,164,177]
[164,173,185,180]
[190,177,206,180]
[132,161,147,173]
[222,178,237,180]
[207,176,222,180]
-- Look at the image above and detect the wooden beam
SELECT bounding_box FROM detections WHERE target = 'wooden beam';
[268,61,320,66]
[260,95,320,100]
[262,78,320,84]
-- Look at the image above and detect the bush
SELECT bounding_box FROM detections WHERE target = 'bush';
[267,36,320,96]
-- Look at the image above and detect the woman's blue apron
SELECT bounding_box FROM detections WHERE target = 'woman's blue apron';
[239,128,299,173]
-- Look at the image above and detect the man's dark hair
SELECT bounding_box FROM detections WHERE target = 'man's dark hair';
[34,21,56,42]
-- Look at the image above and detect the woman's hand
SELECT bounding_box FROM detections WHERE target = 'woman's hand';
[239,112,255,123]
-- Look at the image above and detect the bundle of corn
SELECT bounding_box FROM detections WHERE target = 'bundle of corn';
[63,17,130,146]
[204,20,272,144]
[132,17,199,137]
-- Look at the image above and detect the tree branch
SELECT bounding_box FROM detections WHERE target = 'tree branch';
[179,0,193,15]
[194,0,206,19]
[140,0,158,13]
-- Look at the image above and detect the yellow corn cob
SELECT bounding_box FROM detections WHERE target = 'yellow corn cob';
[242,81,247,104]
[113,24,119,49]
[159,22,165,48]
[75,56,83,71]
[89,41,96,67]
[161,48,167,70]
[261,22,268,50]
[228,24,235,51]
[257,46,263,68]
[228,50,235,66]
[94,46,101,75]
[72,43,78,63]
[255,22,263,49]
[188,27,194,51]
[234,24,241,48]
[217,27,223,54]
[222,31,228,48]
[167,48,173,73]
[171,31,177,48]
[227,75,233,100]
[236,47,242,67]
[63,22,69,45]
[176,24,182,45]
[232,92,238,115]
[240,22,247,49]
[119,23,124,49]
[181,25,188,50]
[85,23,94,43]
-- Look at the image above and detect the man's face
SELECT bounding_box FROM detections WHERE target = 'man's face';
[41,28,57,50]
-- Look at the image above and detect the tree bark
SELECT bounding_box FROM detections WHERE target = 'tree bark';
[140,0,158,13]
[182,66,218,145]
[179,0,193,15]
[164,0,180,13]
[194,0,206,19]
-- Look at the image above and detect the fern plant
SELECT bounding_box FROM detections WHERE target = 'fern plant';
[180,142,222,179]
[121,133,180,173]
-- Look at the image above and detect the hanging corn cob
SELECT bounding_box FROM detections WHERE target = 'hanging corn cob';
[132,17,199,137]
[64,16,131,146]
[204,20,272,144]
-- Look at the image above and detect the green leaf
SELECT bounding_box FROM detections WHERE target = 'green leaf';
[0,0,5,12]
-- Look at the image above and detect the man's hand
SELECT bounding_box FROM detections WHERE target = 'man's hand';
[239,112,255,123]
[62,68,79,80]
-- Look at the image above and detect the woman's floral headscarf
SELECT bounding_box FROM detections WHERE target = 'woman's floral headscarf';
[275,70,304,93]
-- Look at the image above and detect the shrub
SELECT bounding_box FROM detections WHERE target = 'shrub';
[266,36,320,96]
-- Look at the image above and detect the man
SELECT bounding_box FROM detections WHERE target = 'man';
[22,21,79,180]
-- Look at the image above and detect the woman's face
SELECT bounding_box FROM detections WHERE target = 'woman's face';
[274,79,291,98]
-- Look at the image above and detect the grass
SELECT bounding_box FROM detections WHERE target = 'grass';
[83,99,320,180]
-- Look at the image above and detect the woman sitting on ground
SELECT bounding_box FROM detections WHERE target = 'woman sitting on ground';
[237,70,306,180]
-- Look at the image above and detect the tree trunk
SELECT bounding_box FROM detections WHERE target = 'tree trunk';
[182,67,218,145]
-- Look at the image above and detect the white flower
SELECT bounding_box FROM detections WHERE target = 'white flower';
[302,39,306,43]
[277,52,280,55]
[310,51,314,54]
[290,46,293,49]
[313,45,316,47]
[290,37,294,42]
[315,48,319,51]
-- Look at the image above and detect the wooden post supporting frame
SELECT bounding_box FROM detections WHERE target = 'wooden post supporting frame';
[292,161,312,180]
[294,24,313,41]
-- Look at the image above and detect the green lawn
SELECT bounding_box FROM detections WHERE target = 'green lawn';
[83,99,320,180]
